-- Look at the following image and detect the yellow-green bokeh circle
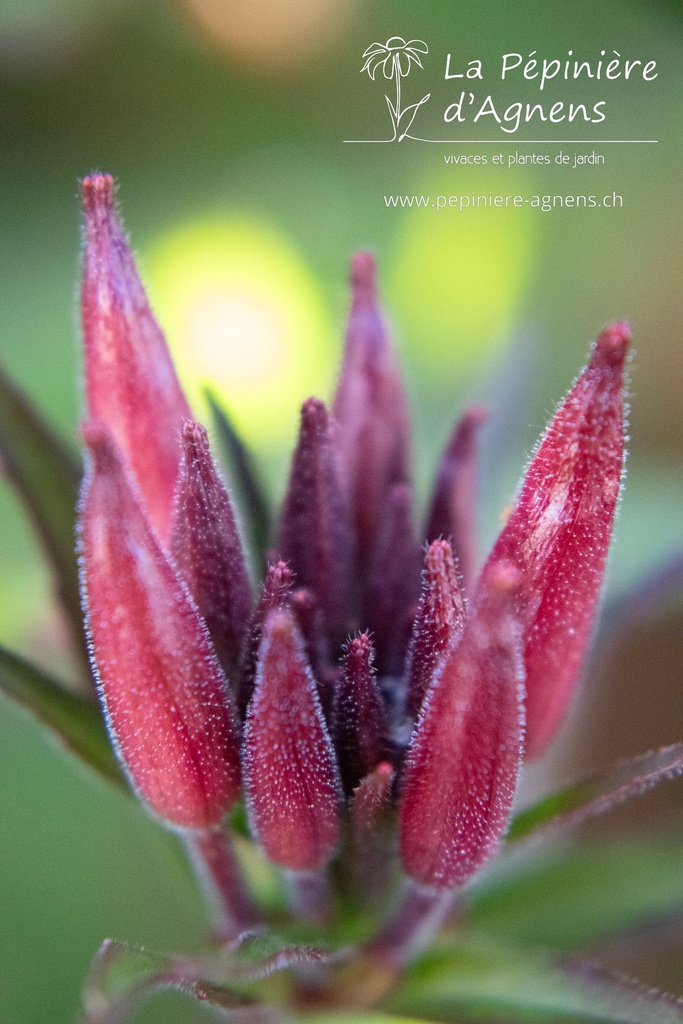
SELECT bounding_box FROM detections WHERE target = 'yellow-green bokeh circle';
[143,218,332,450]
[388,169,537,376]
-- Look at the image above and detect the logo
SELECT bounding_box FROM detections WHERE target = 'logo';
[360,37,430,142]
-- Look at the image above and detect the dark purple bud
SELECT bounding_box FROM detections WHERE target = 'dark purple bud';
[291,587,329,683]
[426,406,487,592]
[170,421,253,684]
[279,398,352,646]
[332,253,411,570]
[363,483,422,676]
[236,560,293,717]
[405,539,466,720]
[243,609,340,871]
[399,561,525,890]
[335,634,389,796]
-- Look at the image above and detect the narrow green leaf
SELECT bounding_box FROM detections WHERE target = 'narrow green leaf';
[391,935,683,1022]
[206,391,271,571]
[214,928,347,983]
[81,933,335,1024]
[81,939,264,1024]
[0,366,86,663]
[467,838,683,950]
[509,744,683,841]
[0,645,124,788]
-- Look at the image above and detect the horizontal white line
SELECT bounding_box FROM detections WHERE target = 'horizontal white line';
[343,139,659,144]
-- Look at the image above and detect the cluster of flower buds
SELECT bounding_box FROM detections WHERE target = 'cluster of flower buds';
[78,174,629,937]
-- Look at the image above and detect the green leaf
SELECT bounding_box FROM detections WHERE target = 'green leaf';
[81,932,343,1023]
[391,935,683,1022]
[508,744,683,841]
[0,365,86,665]
[206,391,271,572]
[466,838,683,950]
[81,939,265,1024]
[0,644,125,788]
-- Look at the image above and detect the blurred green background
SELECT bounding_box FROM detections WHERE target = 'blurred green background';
[0,0,681,1021]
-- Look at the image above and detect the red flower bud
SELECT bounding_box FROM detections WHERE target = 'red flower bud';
[483,323,630,757]
[170,421,253,684]
[236,560,293,717]
[81,175,191,545]
[243,608,340,871]
[405,539,466,720]
[332,253,411,570]
[279,398,352,646]
[335,633,389,795]
[79,422,241,830]
[399,561,525,890]
[363,482,422,676]
[426,406,487,591]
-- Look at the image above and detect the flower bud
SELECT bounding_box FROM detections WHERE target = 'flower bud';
[243,608,340,871]
[335,633,388,796]
[483,323,630,757]
[332,253,411,570]
[171,421,253,684]
[236,560,293,717]
[426,406,487,591]
[81,174,191,545]
[399,561,525,890]
[405,539,466,720]
[363,482,422,676]
[279,398,352,646]
[79,421,241,830]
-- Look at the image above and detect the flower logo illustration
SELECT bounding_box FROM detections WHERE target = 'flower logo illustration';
[361,36,430,141]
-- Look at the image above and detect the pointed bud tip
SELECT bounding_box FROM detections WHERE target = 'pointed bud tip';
[81,420,119,473]
[350,252,377,305]
[81,173,115,214]
[181,419,209,446]
[348,632,372,654]
[593,321,631,367]
[375,760,394,778]
[300,396,328,431]
[425,537,454,567]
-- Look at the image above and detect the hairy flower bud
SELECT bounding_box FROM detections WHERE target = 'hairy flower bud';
[335,633,388,796]
[483,323,630,757]
[426,406,487,591]
[236,560,293,716]
[171,421,253,684]
[399,561,525,890]
[279,398,352,646]
[363,482,422,676]
[405,539,466,720]
[81,174,191,545]
[79,422,242,829]
[332,253,411,570]
[243,608,341,871]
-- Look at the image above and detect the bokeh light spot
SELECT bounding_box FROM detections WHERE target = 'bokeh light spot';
[144,218,332,452]
[182,0,354,72]
[388,169,537,379]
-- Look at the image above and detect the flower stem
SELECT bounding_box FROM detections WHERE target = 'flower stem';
[367,879,453,968]
[285,869,333,925]
[183,827,259,942]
